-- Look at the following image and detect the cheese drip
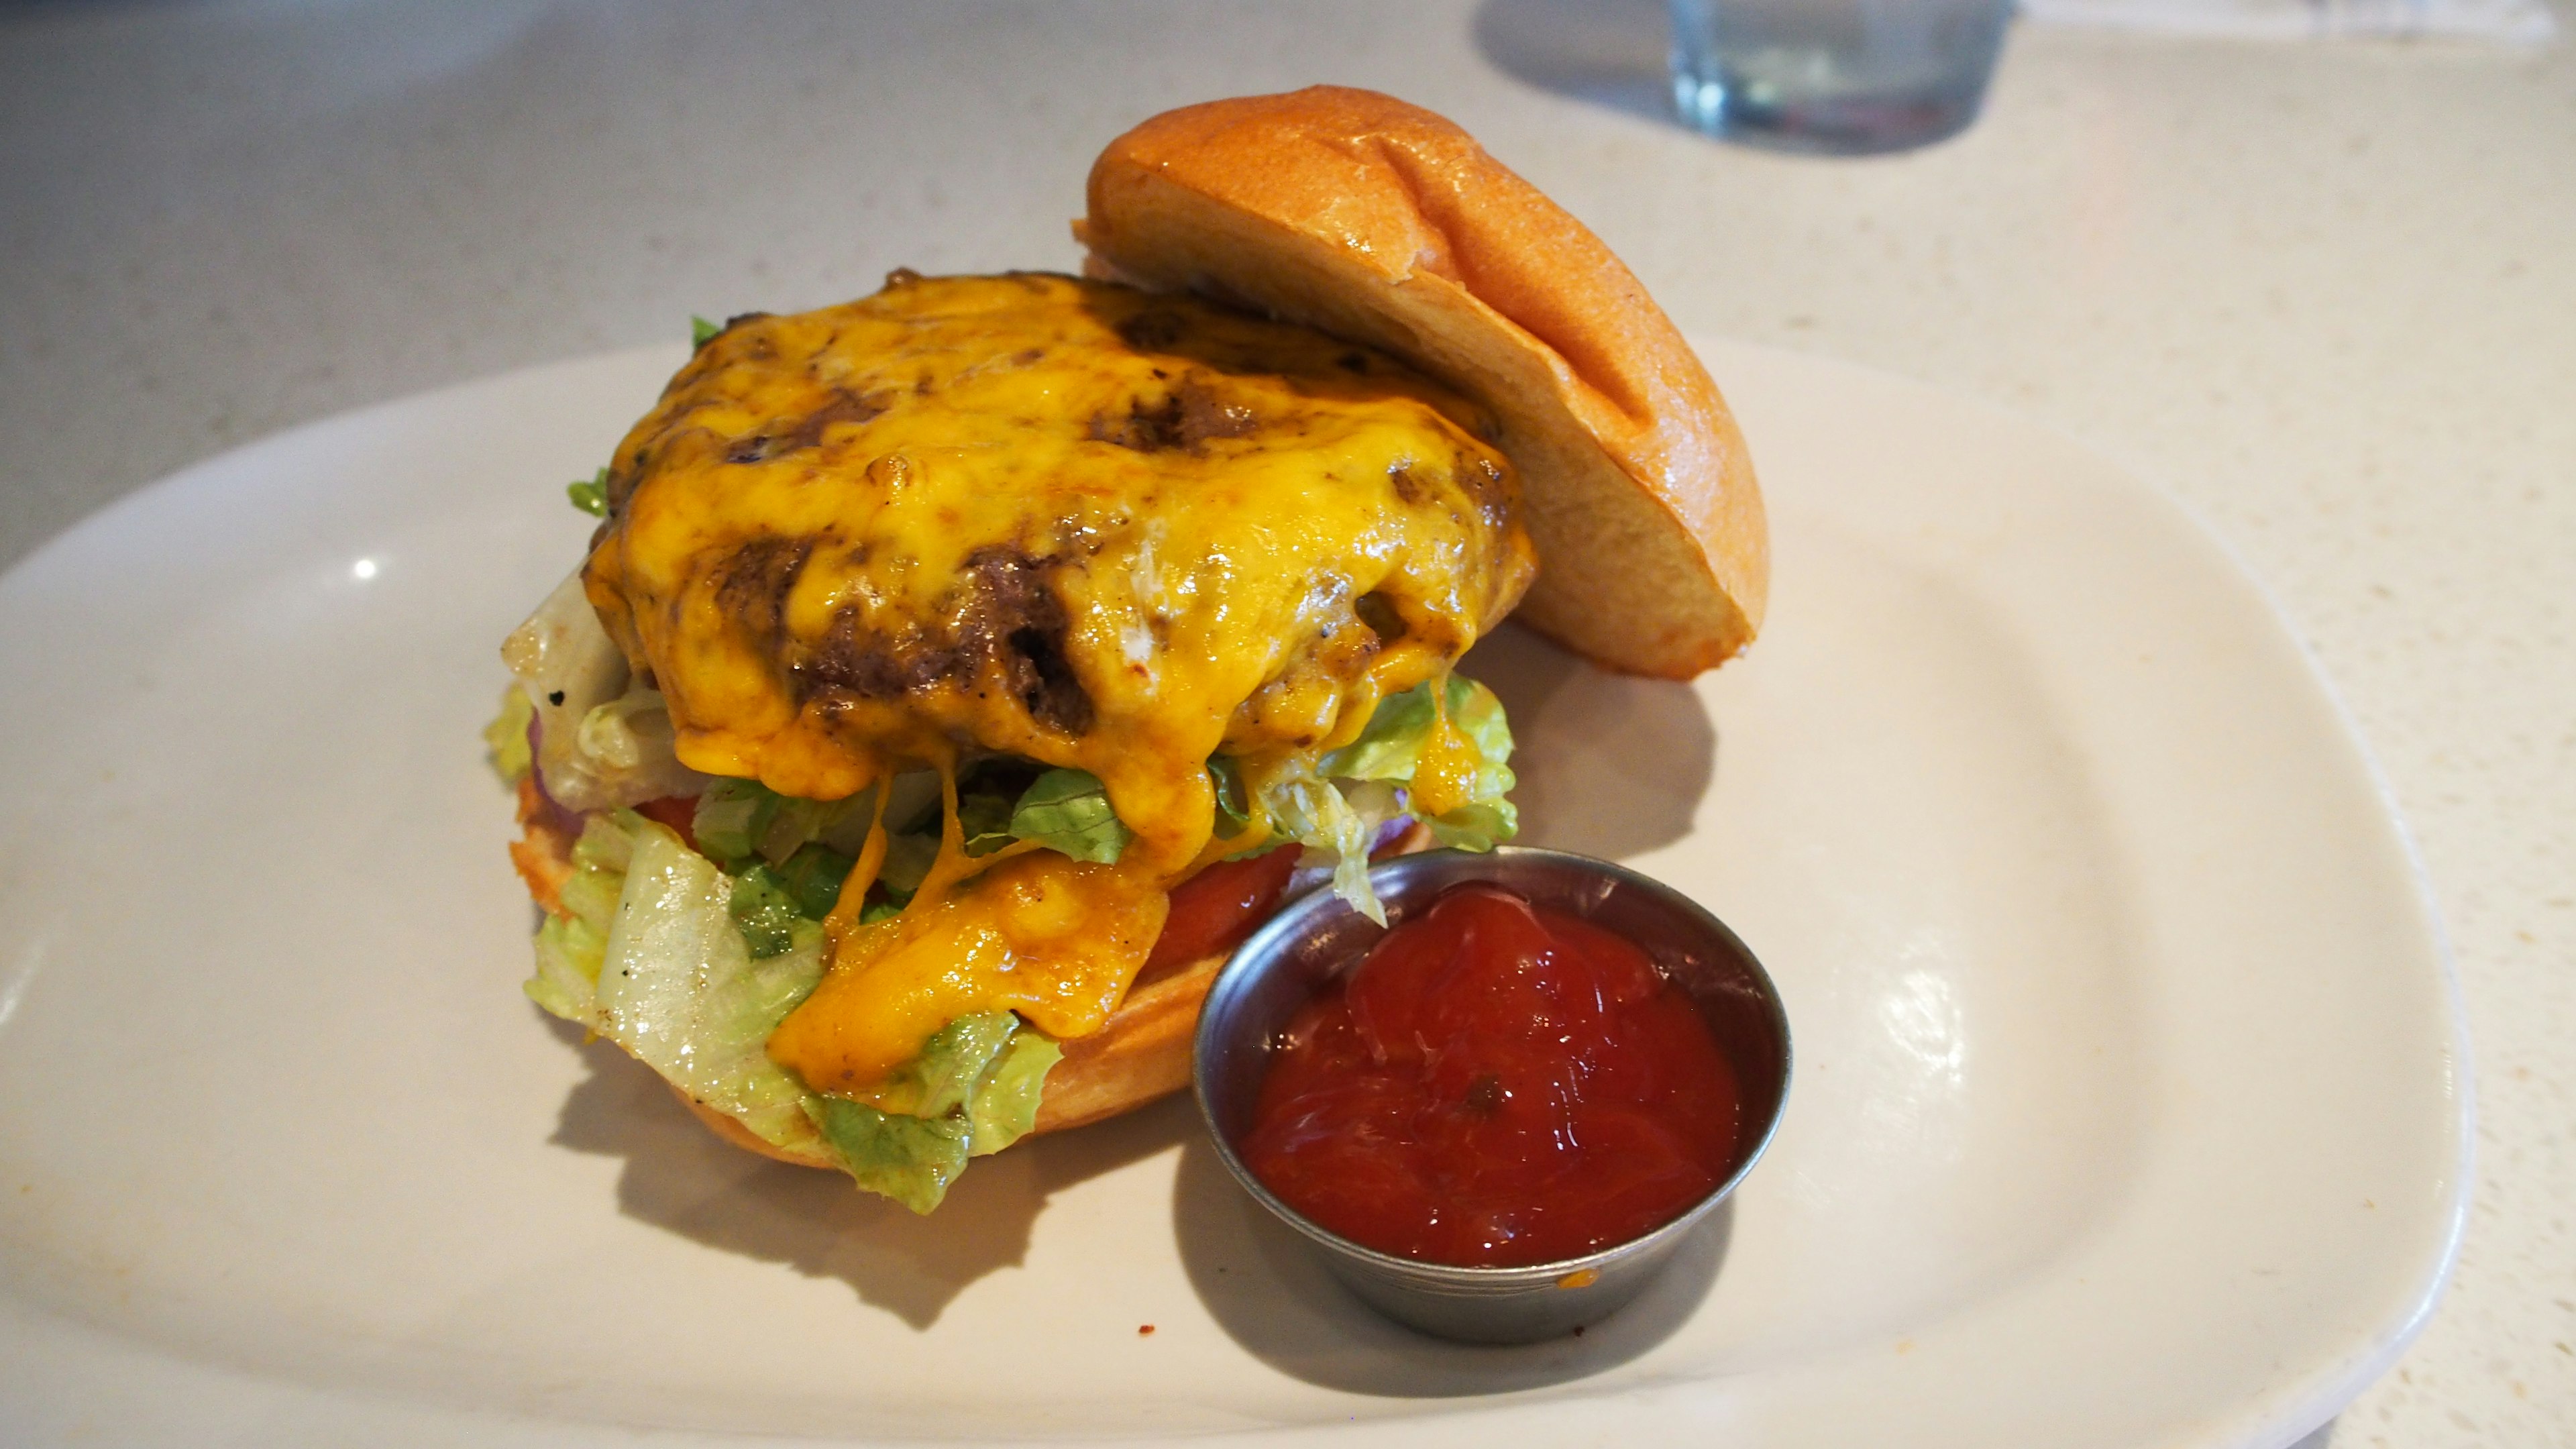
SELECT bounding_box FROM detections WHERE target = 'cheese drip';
[583,272,1536,1089]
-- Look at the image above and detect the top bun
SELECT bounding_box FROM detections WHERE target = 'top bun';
[1078,86,1766,677]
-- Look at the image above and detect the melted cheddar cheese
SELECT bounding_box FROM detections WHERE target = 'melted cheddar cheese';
[582,272,1536,1091]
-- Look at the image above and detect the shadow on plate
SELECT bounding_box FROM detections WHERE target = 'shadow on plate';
[1472,0,1677,128]
[1172,1132,1725,1394]
[545,1015,1192,1330]
[1462,623,1716,860]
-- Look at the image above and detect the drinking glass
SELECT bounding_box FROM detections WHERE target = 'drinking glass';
[1670,0,2015,154]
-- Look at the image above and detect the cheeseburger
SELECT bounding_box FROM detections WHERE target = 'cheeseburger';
[488,89,1766,1212]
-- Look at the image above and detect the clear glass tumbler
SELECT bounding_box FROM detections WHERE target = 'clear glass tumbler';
[1670,0,2015,155]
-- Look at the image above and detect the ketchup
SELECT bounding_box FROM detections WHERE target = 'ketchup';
[1241,885,1741,1267]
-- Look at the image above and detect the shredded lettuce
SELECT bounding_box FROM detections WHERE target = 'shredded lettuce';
[697,771,923,929]
[690,779,775,866]
[506,662,1514,1209]
[875,1013,1020,1118]
[727,867,806,959]
[1428,802,1515,853]
[879,829,938,897]
[971,1032,1063,1155]
[1260,765,1385,920]
[1207,755,1252,839]
[802,1012,1062,1212]
[589,817,830,1153]
[521,809,830,1158]
[773,844,856,917]
[957,782,1018,856]
[567,467,608,517]
[485,685,535,784]
[692,777,870,871]
[502,572,710,811]
[575,688,692,781]
[806,1100,975,1214]
[526,910,606,1024]
[521,808,1059,1211]
[690,314,721,348]
[1421,675,1519,849]
[1008,768,1132,863]
[1316,683,1438,782]
[951,764,1133,864]
[1249,672,1519,921]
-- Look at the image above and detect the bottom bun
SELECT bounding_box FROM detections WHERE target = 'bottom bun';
[511,781,1427,1167]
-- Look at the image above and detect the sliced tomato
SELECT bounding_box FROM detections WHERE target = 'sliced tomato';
[632,795,701,852]
[1142,846,1301,977]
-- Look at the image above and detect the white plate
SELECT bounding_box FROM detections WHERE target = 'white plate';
[0,341,2467,1448]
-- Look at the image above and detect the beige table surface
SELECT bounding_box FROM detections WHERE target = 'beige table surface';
[2,3,2568,1444]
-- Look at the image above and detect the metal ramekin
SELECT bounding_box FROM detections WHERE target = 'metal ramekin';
[1193,847,1792,1344]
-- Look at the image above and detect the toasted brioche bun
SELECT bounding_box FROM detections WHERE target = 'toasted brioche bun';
[513,776,1431,1167]
[1078,85,1766,678]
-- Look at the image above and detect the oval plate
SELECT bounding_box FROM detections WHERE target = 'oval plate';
[0,339,2467,1448]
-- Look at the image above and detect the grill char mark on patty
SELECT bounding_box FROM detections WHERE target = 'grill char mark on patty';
[964,546,1095,737]
[714,536,816,657]
[792,545,1097,739]
[1090,374,1257,454]
[727,388,892,466]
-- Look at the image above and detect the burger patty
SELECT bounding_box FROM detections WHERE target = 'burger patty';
[580,270,1538,871]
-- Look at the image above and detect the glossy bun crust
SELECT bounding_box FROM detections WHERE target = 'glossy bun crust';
[1079,85,1768,677]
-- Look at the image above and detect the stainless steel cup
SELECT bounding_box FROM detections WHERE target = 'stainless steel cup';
[1193,847,1792,1344]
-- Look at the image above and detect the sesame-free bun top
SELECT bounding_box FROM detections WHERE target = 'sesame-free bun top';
[1078,85,1767,677]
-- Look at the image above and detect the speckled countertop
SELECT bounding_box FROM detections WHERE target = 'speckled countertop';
[1,3,2567,1444]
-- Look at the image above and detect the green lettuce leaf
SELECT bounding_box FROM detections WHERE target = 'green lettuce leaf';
[775,843,855,917]
[593,818,829,1152]
[891,1013,1022,1118]
[971,1032,1062,1157]
[1428,801,1516,852]
[806,1099,975,1216]
[551,814,632,939]
[567,467,609,517]
[804,1012,1061,1212]
[847,828,938,924]
[1008,768,1132,863]
[690,778,777,867]
[1208,755,1252,839]
[1318,680,1441,782]
[726,867,804,959]
[1260,765,1386,922]
[1254,672,1520,920]
[694,777,871,871]
[958,784,1018,856]
[879,828,938,896]
[525,910,606,1023]
[518,794,1061,1212]
[1425,675,1518,847]
[485,685,535,784]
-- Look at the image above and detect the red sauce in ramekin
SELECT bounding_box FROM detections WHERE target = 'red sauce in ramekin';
[1240,883,1743,1267]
